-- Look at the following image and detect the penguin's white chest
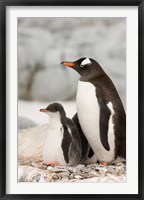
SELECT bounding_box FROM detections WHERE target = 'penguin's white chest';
[76,81,115,163]
[42,120,67,165]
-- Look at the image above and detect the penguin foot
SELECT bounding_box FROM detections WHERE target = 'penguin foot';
[47,161,60,166]
[99,162,108,167]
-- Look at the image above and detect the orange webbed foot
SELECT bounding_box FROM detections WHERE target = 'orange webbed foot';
[47,161,60,166]
[99,161,109,167]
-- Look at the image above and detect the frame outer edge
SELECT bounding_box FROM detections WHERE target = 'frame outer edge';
[138,1,144,200]
[0,1,2,198]
[0,1,6,200]
[0,0,143,6]
[1,0,143,200]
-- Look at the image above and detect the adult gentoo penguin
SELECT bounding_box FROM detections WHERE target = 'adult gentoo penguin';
[39,102,82,166]
[61,57,126,165]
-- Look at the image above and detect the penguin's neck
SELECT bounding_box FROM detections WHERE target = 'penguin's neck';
[79,67,106,82]
[80,72,114,88]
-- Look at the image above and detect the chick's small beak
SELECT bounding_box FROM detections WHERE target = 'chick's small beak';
[39,108,48,112]
[61,61,75,67]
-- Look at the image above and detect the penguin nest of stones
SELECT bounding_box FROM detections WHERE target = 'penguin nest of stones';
[18,157,126,183]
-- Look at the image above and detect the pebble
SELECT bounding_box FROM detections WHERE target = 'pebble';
[74,175,83,179]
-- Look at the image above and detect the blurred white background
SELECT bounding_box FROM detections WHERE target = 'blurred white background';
[18,17,126,127]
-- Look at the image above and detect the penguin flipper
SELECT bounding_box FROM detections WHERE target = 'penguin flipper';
[99,101,111,151]
[96,87,111,151]
[61,125,72,164]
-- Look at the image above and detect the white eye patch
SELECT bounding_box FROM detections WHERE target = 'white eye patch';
[80,58,91,67]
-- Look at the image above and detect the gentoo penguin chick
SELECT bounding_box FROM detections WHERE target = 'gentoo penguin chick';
[61,57,126,166]
[39,103,82,166]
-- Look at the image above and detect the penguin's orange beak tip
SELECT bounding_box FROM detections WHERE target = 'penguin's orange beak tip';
[61,61,75,67]
[39,108,48,112]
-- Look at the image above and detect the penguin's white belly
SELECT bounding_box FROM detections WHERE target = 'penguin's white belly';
[76,81,115,163]
[43,127,67,165]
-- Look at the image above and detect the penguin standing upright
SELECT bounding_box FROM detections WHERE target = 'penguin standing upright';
[61,57,126,165]
[40,102,82,166]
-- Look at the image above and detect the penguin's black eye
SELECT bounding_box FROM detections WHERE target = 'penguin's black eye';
[80,63,92,68]
[51,108,56,112]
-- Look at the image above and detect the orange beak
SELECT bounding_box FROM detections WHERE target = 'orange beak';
[61,61,75,67]
[39,108,48,112]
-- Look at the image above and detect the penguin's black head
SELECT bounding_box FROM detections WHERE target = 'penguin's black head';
[39,103,66,119]
[61,57,104,79]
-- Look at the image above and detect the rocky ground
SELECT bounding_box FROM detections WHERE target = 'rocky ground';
[18,159,126,183]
